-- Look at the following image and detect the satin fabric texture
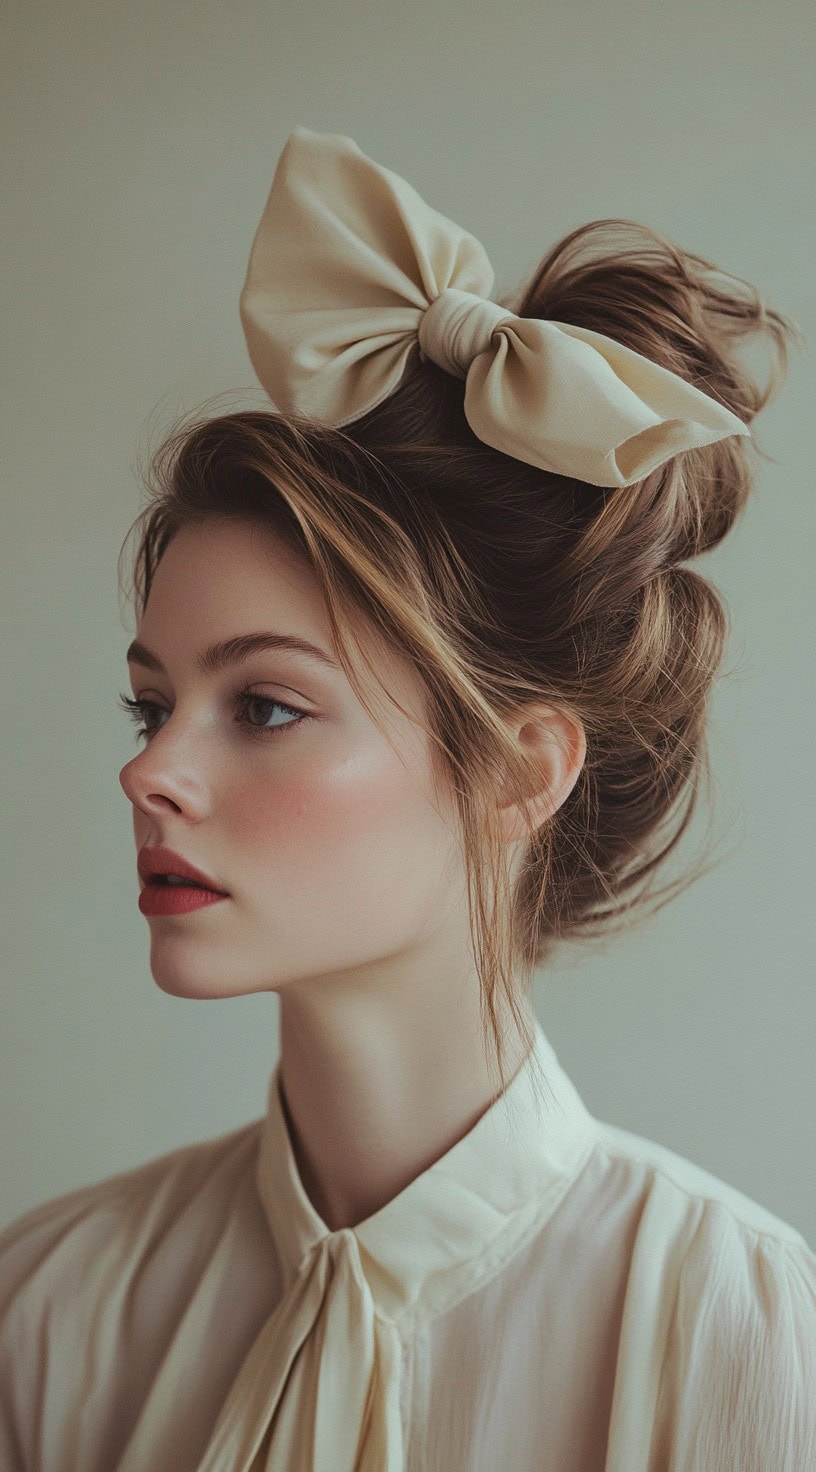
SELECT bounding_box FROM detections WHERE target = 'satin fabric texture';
[239,126,750,487]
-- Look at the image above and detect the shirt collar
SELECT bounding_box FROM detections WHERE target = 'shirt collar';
[254,1013,598,1328]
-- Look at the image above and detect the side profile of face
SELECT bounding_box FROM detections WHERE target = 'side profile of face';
[119,515,476,1005]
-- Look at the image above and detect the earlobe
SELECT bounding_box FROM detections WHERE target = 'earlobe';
[498,706,586,845]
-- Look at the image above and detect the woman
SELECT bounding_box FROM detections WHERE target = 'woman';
[1,128,814,1471]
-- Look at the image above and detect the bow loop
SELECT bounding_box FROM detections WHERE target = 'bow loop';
[240,127,750,485]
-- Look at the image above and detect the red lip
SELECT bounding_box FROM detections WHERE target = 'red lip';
[137,845,230,894]
[138,883,228,917]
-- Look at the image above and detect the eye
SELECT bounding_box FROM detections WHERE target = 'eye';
[117,688,309,742]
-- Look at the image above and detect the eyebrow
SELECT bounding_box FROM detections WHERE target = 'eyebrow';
[125,631,340,676]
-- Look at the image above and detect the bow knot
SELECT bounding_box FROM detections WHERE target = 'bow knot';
[418,288,512,379]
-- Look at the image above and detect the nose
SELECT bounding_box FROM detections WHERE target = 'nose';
[119,745,150,804]
[118,710,213,819]
[119,753,185,816]
[119,754,137,803]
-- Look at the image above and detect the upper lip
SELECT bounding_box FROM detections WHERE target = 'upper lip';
[137,846,230,894]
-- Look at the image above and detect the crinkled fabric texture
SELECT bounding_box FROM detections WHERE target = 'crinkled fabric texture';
[1,1016,814,1471]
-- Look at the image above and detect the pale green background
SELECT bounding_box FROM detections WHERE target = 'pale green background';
[1,0,814,1240]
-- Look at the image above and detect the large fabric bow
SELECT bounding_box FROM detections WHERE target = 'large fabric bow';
[239,127,750,487]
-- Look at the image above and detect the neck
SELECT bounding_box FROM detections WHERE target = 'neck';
[276,969,536,1233]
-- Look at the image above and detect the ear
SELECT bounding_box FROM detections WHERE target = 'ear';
[496,704,586,845]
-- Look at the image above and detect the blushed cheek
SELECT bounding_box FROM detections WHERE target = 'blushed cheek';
[229,750,439,892]
[228,770,324,860]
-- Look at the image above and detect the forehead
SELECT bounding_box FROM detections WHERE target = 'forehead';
[142,519,322,621]
[135,517,431,727]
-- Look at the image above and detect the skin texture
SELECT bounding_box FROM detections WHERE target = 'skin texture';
[119,516,586,1231]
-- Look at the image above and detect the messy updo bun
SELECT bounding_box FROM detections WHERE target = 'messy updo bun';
[119,217,801,1093]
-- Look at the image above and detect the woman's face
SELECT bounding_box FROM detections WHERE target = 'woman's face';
[119,516,467,1003]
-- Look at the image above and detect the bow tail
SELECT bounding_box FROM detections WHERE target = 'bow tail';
[196,1238,405,1472]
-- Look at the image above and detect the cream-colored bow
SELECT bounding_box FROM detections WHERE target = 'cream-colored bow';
[239,127,750,487]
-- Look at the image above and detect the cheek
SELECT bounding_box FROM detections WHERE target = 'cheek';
[230,740,449,890]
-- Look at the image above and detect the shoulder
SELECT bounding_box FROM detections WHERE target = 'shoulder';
[0,1118,265,1471]
[662,1207,816,1470]
[593,1115,810,1247]
[589,1120,816,1469]
[0,1115,263,1324]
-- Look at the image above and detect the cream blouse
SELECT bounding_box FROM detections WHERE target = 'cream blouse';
[1,1014,814,1471]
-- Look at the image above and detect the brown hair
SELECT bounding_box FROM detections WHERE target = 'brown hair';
[119,217,801,1101]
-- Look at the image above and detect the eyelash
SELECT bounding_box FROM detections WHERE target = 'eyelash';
[117,687,308,743]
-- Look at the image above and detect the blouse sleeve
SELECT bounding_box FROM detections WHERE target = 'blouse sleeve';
[658,1206,816,1472]
[0,1200,61,1472]
[0,1187,115,1472]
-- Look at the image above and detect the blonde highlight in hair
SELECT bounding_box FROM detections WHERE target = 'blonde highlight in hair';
[119,217,801,1104]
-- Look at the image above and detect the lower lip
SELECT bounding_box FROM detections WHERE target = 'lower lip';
[138,883,230,916]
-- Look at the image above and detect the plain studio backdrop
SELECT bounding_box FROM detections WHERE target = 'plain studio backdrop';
[1,0,814,1240]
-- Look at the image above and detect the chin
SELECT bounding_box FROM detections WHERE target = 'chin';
[147,951,231,1000]
[149,970,218,1000]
